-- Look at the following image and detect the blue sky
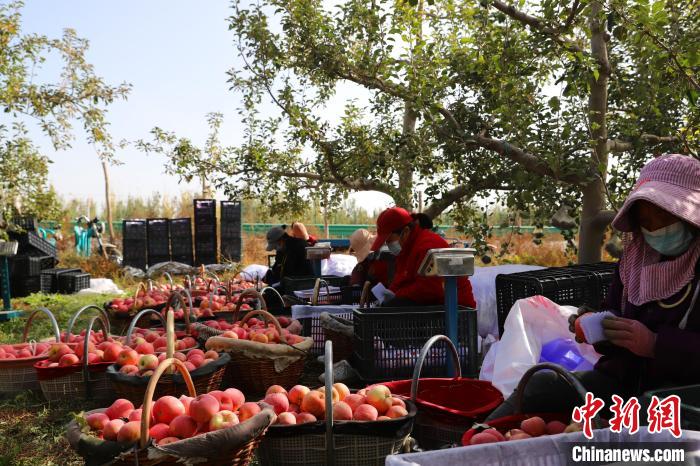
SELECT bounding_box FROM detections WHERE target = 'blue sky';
[20,0,392,213]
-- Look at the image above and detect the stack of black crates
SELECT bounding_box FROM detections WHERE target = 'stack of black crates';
[122,220,148,270]
[219,200,242,262]
[146,218,171,265]
[8,217,90,296]
[169,218,193,265]
[194,199,217,266]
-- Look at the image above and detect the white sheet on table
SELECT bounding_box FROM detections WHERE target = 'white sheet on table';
[77,278,123,295]
[386,429,700,466]
[471,265,545,338]
[321,254,357,277]
[240,264,269,280]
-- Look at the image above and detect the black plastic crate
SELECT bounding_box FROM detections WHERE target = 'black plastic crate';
[352,306,478,382]
[194,199,216,224]
[8,231,57,258]
[122,239,148,270]
[220,200,242,221]
[220,236,242,262]
[195,253,217,266]
[58,272,91,294]
[169,218,193,265]
[12,216,38,231]
[11,276,41,298]
[299,309,355,356]
[643,385,700,430]
[40,268,81,293]
[147,218,170,265]
[123,219,147,241]
[495,263,617,336]
[282,275,350,294]
[10,255,43,277]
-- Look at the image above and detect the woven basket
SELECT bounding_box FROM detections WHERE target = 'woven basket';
[68,358,274,466]
[36,314,116,404]
[108,309,228,404]
[206,309,311,395]
[0,307,61,395]
[258,341,415,466]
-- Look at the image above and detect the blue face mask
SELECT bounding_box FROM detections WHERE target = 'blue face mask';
[387,240,402,256]
[641,222,694,256]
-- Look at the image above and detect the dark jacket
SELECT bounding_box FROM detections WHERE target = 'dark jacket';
[350,252,390,287]
[265,236,314,285]
[389,226,476,308]
[594,261,700,393]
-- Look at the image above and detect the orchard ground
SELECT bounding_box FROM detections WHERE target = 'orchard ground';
[0,232,605,464]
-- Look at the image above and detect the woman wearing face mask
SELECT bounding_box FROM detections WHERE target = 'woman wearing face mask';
[372,207,476,308]
[486,154,700,421]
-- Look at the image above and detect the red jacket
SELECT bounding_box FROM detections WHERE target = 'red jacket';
[390,226,477,308]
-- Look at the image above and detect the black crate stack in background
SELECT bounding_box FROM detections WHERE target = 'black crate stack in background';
[169,218,194,265]
[122,220,148,270]
[146,218,171,266]
[194,199,217,265]
[220,200,242,262]
[8,217,59,297]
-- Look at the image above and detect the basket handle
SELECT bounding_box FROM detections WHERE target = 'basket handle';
[22,307,61,343]
[65,305,111,343]
[199,265,220,283]
[514,362,603,429]
[166,290,193,332]
[81,314,109,399]
[124,309,167,346]
[312,279,331,306]
[162,272,175,288]
[359,281,372,308]
[259,286,283,310]
[139,357,196,449]
[239,310,286,344]
[324,340,335,466]
[232,288,268,323]
[133,282,149,307]
[147,279,155,291]
[409,335,462,402]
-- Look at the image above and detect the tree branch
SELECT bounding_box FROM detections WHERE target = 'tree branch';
[489,0,586,55]
[607,133,682,152]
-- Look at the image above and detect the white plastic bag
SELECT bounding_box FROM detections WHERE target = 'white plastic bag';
[321,254,357,277]
[481,295,600,397]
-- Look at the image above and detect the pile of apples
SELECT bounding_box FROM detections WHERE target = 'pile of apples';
[211,317,305,345]
[198,294,255,313]
[116,348,221,378]
[0,342,52,360]
[228,279,258,293]
[82,388,260,446]
[109,289,170,315]
[261,383,409,425]
[467,416,583,445]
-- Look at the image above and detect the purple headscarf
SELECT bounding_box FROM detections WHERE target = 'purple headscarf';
[612,154,700,306]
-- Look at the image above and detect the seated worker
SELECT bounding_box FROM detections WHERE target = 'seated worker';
[372,207,476,308]
[263,225,314,286]
[349,228,389,287]
[487,154,700,421]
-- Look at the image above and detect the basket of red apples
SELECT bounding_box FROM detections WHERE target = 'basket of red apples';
[205,310,313,394]
[35,312,120,403]
[0,307,62,395]
[67,357,276,466]
[382,335,504,450]
[257,341,416,466]
[460,363,601,447]
[107,282,170,317]
[107,310,229,405]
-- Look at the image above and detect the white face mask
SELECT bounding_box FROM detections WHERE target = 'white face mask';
[641,222,694,256]
[387,240,402,256]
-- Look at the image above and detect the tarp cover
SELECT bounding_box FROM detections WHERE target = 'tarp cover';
[205,335,313,372]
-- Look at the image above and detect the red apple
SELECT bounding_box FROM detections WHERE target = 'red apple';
[353,404,378,421]
[119,364,139,376]
[189,394,220,423]
[153,396,186,424]
[276,412,296,425]
[59,353,79,367]
[86,412,110,430]
[169,415,197,439]
[117,421,140,444]
[137,354,158,371]
[149,423,170,442]
[332,401,353,421]
[103,419,125,441]
[117,348,139,367]
[264,393,289,415]
[288,385,309,406]
[295,412,317,424]
[385,406,408,419]
[366,385,392,415]
[105,399,135,420]
[223,388,245,411]
[344,394,366,412]
[238,402,261,422]
[208,410,239,431]
[301,391,326,419]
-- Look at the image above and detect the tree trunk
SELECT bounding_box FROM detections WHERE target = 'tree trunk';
[101,160,115,244]
[578,0,611,264]
[396,103,417,208]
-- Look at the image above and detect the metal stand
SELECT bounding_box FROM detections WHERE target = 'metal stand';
[443,276,458,376]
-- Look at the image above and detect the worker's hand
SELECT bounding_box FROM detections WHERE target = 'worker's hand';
[568,305,596,343]
[381,289,396,304]
[602,316,657,358]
